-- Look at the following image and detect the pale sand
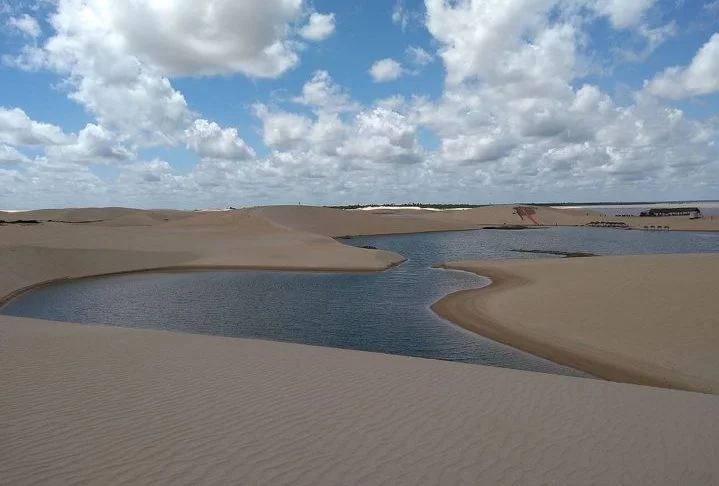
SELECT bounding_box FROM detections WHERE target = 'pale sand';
[254,205,478,236]
[2,206,719,484]
[413,204,719,231]
[434,254,719,394]
[0,207,196,223]
[0,209,413,303]
[2,316,718,485]
[5,203,719,232]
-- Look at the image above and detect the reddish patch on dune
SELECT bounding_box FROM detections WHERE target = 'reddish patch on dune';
[514,206,540,226]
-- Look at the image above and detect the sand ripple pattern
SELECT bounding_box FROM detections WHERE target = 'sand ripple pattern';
[1,317,718,485]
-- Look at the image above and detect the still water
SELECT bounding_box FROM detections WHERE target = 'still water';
[4,227,719,376]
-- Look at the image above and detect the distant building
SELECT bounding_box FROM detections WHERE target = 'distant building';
[639,207,702,218]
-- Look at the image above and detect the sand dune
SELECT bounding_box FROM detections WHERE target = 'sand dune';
[1,207,198,225]
[378,204,719,232]
[0,213,404,304]
[420,204,609,226]
[633,216,719,232]
[434,254,719,393]
[2,204,719,484]
[255,205,475,236]
[5,204,718,233]
[91,210,196,227]
[5,207,140,222]
[1,316,717,485]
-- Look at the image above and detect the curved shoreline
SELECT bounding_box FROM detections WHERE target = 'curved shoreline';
[0,259,407,310]
[431,263,712,394]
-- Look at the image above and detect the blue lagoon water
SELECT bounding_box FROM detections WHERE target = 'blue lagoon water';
[4,227,718,376]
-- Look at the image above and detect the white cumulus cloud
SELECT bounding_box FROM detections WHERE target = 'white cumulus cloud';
[0,144,30,164]
[425,0,579,86]
[406,46,433,66]
[299,13,336,41]
[0,107,72,146]
[645,33,719,99]
[0,0,718,207]
[7,14,41,38]
[44,0,307,79]
[45,124,134,165]
[293,70,360,113]
[369,58,404,82]
[185,120,256,161]
[591,0,656,29]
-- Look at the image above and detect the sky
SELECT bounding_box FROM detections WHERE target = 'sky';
[0,0,718,209]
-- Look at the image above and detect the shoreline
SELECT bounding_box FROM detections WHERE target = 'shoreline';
[431,262,714,394]
[332,226,483,239]
[0,259,407,310]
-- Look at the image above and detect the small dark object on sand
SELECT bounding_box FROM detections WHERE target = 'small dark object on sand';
[512,249,596,258]
[483,225,530,230]
[0,219,41,225]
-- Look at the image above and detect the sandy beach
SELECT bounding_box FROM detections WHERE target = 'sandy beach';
[433,254,719,394]
[2,205,719,484]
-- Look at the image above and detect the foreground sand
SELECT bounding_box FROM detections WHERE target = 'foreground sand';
[434,254,719,394]
[2,316,718,485]
[2,205,719,483]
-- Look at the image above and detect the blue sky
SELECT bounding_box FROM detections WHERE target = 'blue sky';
[0,0,718,209]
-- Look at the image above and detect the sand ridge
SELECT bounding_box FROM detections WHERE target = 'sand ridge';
[5,204,718,232]
[1,207,196,223]
[0,210,411,304]
[433,254,719,393]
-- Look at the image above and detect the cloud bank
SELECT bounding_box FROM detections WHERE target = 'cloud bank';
[0,0,716,208]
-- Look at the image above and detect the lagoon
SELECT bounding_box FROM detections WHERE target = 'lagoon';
[4,227,718,376]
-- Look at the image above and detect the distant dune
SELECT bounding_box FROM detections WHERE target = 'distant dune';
[1,207,196,224]
[255,205,475,236]
[5,204,717,233]
[0,207,407,304]
[5,207,140,222]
